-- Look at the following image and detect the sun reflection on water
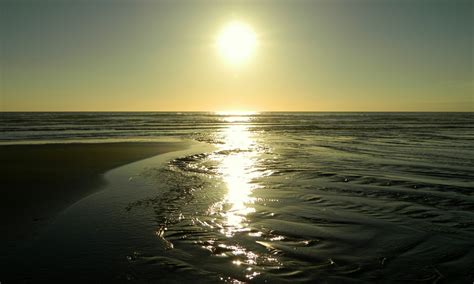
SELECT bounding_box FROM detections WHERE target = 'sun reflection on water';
[204,114,279,279]
[217,121,260,237]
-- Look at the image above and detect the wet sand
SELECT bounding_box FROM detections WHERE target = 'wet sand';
[0,142,188,241]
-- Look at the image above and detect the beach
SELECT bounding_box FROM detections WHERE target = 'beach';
[2,0,471,281]
[0,112,473,282]
[0,142,189,241]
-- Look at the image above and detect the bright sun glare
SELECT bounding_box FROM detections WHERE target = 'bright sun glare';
[217,21,257,64]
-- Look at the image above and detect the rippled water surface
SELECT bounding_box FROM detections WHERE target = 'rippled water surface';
[1,112,474,282]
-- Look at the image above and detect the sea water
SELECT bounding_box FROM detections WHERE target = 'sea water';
[1,112,473,282]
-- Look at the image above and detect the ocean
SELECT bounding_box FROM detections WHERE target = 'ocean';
[1,112,473,282]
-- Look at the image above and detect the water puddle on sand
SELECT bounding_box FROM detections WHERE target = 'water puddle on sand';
[120,120,283,282]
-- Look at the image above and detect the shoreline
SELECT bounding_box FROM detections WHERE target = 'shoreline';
[0,142,189,242]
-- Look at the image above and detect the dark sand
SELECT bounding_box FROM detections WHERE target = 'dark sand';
[0,142,188,241]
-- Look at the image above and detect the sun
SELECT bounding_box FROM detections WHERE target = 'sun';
[217,21,257,65]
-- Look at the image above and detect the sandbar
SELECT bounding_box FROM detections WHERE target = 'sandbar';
[0,142,188,241]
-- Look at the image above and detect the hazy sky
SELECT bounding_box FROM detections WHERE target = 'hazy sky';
[1,0,472,111]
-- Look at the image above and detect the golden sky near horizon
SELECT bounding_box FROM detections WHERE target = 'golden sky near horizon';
[0,0,472,112]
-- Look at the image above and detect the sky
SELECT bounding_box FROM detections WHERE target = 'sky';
[0,0,472,111]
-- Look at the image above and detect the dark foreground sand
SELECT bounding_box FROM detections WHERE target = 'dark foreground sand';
[0,142,188,241]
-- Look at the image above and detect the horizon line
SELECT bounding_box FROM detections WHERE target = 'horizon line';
[1,110,473,113]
